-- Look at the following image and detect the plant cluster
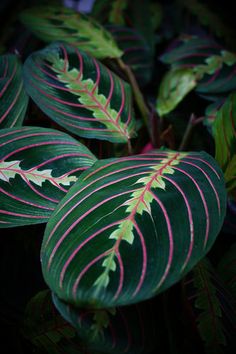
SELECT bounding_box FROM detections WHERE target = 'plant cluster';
[0,1,235,353]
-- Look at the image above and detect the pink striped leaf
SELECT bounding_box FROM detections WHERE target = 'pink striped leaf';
[0,54,29,128]
[23,42,137,143]
[0,126,96,227]
[213,92,236,193]
[19,5,123,60]
[53,293,156,354]
[159,36,236,110]
[41,150,226,308]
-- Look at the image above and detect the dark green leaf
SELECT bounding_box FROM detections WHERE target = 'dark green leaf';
[0,54,28,128]
[218,243,236,298]
[23,42,137,143]
[41,150,226,308]
[0,126,96,227]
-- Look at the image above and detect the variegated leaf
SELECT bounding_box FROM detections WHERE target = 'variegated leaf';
[212,92,236,192]
[23,42,136,143]
[53,292,156,354]
[0,127,96,227]
[160,36,236,98]
[0,54,28,128]
[41,150,226,308]
[19,5,123,59]
[156,67,197,116]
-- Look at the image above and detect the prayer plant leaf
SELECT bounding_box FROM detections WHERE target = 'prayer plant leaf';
[212,92,236,192]
[0,54,28,128]
[41,150,226,308]
[23,42,137,143]
[19,5,123,59]
[156,67,197,116]
[183,258,236,354]
[22,290,86,354]
[0,127,96,228]
[53,293,156,354]
[160,36,236,98]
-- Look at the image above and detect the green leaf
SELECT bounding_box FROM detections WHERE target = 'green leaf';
[0,54,28,128]
[218,243,236,298]
[212,92,236,192]
[156,68,197,116]
[0,127,96,227]
[19,5,123,59]
[41,150,226,308]
[184,258,236,354]
[53,293,156,354]
[23,42,137,143]
[22,290,86,354]
[160,36,236,97]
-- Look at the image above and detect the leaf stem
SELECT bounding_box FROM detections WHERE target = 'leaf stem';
[116,58,149,128]
[178,113,204,151]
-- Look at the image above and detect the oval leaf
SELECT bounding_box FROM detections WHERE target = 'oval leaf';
[156,67,197,116]
[0,54,28,128]
[0,127,96,227]
[41,150,226,308]
[53,293,156,354]
[19,5,123,59]
[23,42,136,143]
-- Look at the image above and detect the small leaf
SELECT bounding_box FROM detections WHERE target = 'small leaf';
[0,127,96,227]
[156,68,197,116]
[0,54,28,128]
[212,92,236,192]
[41,150,226,308]
[19,5,123,59]
[23,42,137,143]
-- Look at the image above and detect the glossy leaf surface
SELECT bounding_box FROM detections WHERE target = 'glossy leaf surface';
[23,42,136,143]
[20,5,123,59]
[41,150,226,308]
[0,127,96,227]
[213,92,236,192]
[53,293,156,354]
[0,54,28,128]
